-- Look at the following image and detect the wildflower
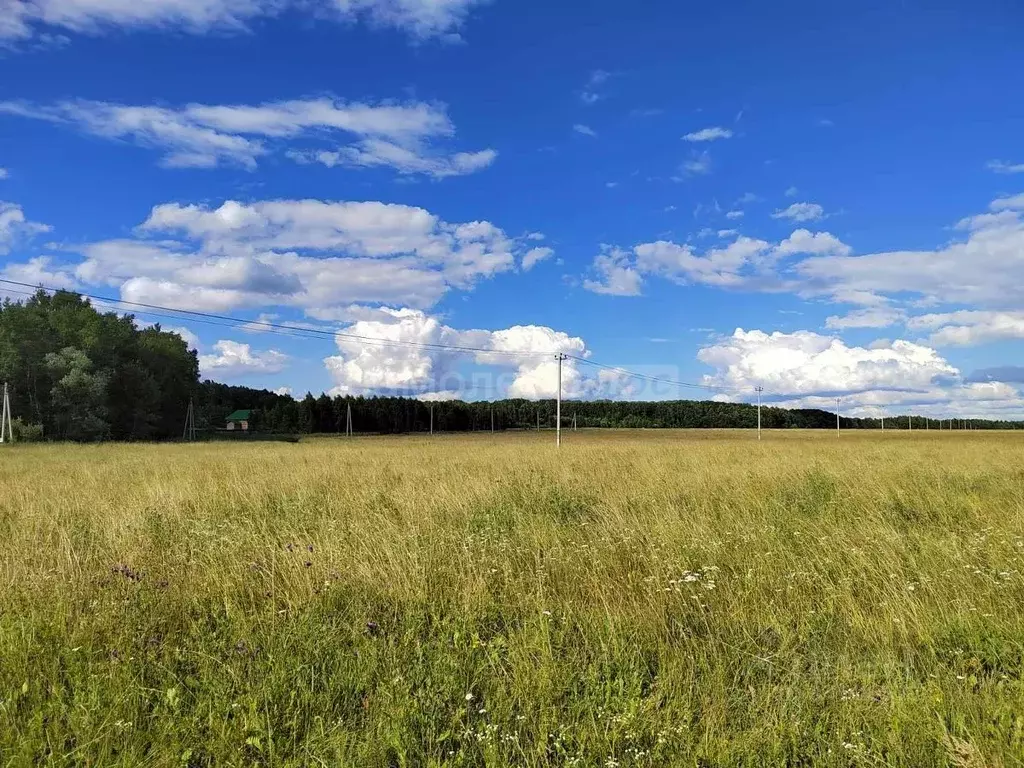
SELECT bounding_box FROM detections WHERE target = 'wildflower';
[465,692,474,701]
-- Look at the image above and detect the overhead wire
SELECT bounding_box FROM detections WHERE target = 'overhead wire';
[0,278,554,361]
[0,278,769,402]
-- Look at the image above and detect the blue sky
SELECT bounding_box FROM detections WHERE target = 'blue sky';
[2,0,1024,416]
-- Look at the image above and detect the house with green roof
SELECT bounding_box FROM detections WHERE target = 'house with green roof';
[225,410,252,432]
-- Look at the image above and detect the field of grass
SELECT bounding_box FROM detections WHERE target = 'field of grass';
[1,430,1023,766]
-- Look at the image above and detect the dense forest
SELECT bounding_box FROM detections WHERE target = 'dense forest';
[1,290,1020,441]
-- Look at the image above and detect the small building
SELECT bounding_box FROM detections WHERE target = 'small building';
[226,409,252,432]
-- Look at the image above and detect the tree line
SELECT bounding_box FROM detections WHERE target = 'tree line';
[2,290,1021,441]
[221,392,1023,435]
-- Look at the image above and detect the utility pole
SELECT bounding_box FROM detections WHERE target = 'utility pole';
[556,353,567,447]
[755,385,763,441]
[536,409,540,431]
[880,407,885,432]
[836,397,841,438]
[182,397,196,441]
[430,404,434,436]
[346,403,353,437]
[908,414,912,433]
[490,405,494,433]
[0,382,11,444]
[573,413,577,432]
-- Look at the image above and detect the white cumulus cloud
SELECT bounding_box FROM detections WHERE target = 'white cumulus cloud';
[0,198,544,317]
[583,246,643,296]
[1,254,77,289]
[199,340,288,376]
[696,328,1024,418]
[775,229,851,257]
[795,193,1024,307]
[0,201,51,254]
[698,329,957,397]
[323,307,589,399]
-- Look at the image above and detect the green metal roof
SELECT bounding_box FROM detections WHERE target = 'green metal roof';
[226,409,252,421]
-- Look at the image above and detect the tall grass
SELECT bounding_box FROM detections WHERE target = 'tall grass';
[1,430,1023,766]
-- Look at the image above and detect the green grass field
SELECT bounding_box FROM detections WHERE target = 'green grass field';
[1,430,1023,766]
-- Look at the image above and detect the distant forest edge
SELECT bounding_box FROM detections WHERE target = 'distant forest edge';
[2,290,1021,441]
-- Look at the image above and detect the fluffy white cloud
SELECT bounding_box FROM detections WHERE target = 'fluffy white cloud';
[987,160,1024,174]
[0,254,76,289]
[583,226,859,298]
[697,327,1024,417]
[583,246,643,296]
[636,236,774,288]
[323,307,588,399]
[573,124,597,138]
[682,126,732,142]
[0,168,8,179]
[199,340,288,376]
[725,210,744,220]
[521,246,554,270]
[776,228,851,257]
[0,198,542,316]
[0,98,495,177]
[1,0,488,42]
[771,202,825,222]
[795,194,1024,307]
[0,201,50,254]
[907,310,1024,347]
[698,328,957,398]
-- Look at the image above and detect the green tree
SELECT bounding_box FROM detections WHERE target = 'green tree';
[45,347,110,441]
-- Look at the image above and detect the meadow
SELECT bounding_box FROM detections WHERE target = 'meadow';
[1,430,1023,766]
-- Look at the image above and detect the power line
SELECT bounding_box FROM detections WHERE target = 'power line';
[1,278,775,404]
[0,279,558,362]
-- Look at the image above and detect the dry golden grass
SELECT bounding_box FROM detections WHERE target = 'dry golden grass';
[1,430,1023,766]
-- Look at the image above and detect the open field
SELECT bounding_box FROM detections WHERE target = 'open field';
[1,430,1024,766]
